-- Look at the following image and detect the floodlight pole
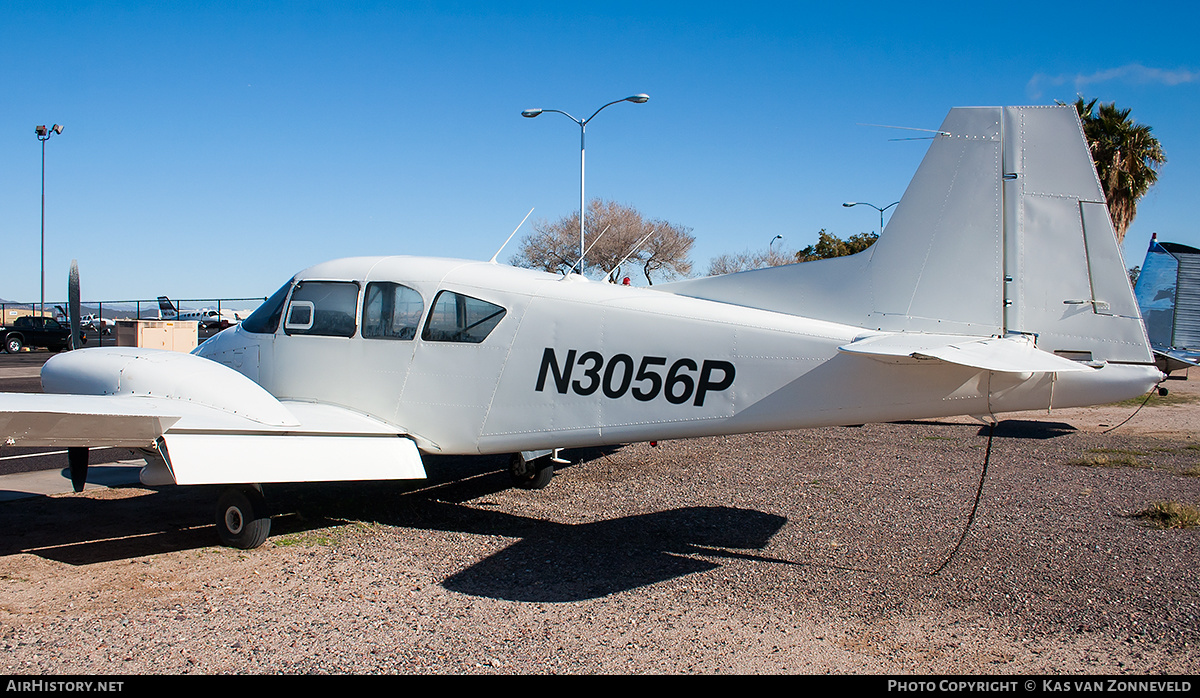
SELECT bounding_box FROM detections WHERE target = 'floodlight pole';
[842,200,899,236]
[522,94,649,276]
[36,124,64,317]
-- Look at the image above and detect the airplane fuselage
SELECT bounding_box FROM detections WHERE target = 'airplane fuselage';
[196,256,1159,456]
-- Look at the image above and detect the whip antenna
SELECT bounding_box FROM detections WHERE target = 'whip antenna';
[490,207,535,264]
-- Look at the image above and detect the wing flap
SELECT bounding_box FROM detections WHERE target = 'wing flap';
[838,333,1092,373]
[157,400,427,484]
[159,431,425,485]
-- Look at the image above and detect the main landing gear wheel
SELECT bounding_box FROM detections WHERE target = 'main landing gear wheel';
[215,486,271,549]
[509,453,554,490]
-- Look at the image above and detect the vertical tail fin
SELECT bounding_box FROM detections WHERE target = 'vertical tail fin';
[664,105,1152,366]
[157,296,177,320]
[998,106,1147,363]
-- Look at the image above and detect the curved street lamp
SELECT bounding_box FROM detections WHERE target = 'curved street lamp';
[842,200,899,237]
[36,124,64,317]
[522,94,649,275]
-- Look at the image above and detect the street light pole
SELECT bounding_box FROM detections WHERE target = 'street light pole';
[842,200,899,236]
[36,124,63,317]
[522,94,649,276]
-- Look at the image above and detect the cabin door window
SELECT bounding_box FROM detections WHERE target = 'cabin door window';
[283,281,360,337]
[362,282,424,340]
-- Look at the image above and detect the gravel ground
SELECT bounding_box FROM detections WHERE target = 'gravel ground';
[1,378,1198,674]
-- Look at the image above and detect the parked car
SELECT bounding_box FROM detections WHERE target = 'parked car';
[1,316,86,353]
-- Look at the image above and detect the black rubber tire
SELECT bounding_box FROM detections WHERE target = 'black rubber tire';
[215,487,271,549]
[509,453,554,490]
[4,335,22,354]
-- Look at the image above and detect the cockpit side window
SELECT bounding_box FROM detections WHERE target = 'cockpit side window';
[422,291,506,344]
[283,281,359,337]
[241,280,292,334]
[362,282,423,340]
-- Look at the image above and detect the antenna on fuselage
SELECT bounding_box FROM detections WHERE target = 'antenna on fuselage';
[489,207,535,264]
[562,225,611,279]
[604,229,656,283]
[856,122,951,141]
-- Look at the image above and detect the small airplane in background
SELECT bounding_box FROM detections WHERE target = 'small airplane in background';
[53,306,113,334]
[157,296,241,329]
[81,314,115,335]
[1133,234,1200,374]
[0,105,1162,550]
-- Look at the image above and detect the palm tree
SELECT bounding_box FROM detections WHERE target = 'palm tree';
[1067,97,1166,243]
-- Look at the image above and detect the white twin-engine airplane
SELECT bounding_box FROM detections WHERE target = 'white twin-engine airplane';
[156,296,240,328]
[0,106,1161,549]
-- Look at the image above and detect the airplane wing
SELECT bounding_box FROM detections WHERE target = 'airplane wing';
[837,333,1093,373]
[0,348,426,486]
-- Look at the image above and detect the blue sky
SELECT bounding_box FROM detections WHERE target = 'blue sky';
[2,1,1198,304]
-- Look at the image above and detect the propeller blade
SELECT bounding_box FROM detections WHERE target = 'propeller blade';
[68,260,82,350]
[68,447,88,493]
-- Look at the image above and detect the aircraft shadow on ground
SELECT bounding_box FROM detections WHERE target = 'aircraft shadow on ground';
[976,419,1078,439]
[435,505,789,602]
[0,485,219,565]
[0,447,790,602]
[273,448,791,602]
[893,419,1078,439]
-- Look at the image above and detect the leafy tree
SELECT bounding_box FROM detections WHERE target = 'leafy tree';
[512,199,694,285]
[707,230,877,275]
[795,230,877,262]
[1066,97,1166,243]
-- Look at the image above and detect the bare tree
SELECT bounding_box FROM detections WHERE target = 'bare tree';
[707,247,796,275]
[637,218,694,285]
[512,199,694,285]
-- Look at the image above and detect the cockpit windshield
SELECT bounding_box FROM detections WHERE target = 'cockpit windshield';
[240,280,292,334]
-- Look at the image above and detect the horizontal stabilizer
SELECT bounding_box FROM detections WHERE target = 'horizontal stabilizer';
[1153,348,1200,375]
[838,333,1092,373]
